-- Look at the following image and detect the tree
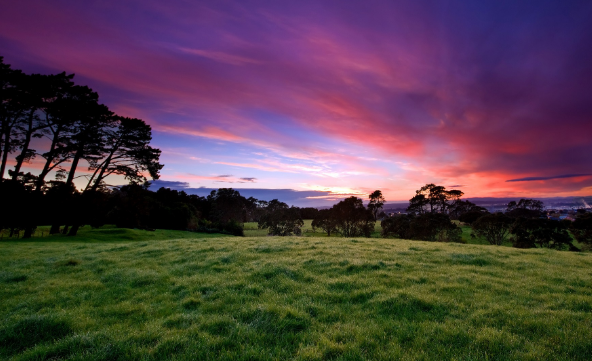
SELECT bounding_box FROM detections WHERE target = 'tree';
[33,72,76,192]
[208,188,247,223]
[300,207,319,219]
[409,212,462,242]
[59,85,114,188]
[258,199,303,236]
[85,116,162,191]
[9,73,50,181]
[407,184,464,215]
[459,210,489,225]
[448,200,487,220]
[570,213,592,250]
[407,194,429,215]
[368,190,385,221]
[381,214,413,239]
[510,218,576,250]
[331,196,375,237]
[506,199,544,219]
[471,213,513,245]
[0,58,27,180]
[311,209,338,236]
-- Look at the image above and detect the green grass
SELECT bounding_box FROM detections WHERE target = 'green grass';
[245,220,384,238]
[1,233,592,360]
[0,225,231,243]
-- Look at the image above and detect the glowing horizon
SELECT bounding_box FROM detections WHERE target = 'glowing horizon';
[1,0,592,206]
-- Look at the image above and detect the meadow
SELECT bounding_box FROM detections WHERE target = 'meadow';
[244,220,496,246]
[1,226,591,360]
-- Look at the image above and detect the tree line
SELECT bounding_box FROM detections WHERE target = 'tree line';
[380,183,591,251]
[305,183,592,252]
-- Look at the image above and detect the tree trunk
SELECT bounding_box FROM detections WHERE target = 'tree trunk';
[12,110,36,180]
[49,224,60,234]
[23,226,33,239]
[65,146,83,187]
[0,131,11,179]
[67,224,80,236]
[62,225,69,234]
[35,127,61,192]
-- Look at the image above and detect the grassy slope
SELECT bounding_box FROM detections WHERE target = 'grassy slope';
[1,232,592,360]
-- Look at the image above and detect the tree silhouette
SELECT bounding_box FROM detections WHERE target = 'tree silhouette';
[0,58,26,179]
[510,218,575,250]
[506,199,544,219]
[368,190,385,221]
[381,214,413,239]
[571,213,592,250]
[312,209,338,236]
[258,199,303,236]
[471,213,513,245]
[331,196,375,237]
[85,116,162,191]
[407,184,464,214]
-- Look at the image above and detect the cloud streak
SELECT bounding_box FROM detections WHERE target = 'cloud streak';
[506,174,592,182]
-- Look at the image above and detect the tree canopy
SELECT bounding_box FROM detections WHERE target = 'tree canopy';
[407,184,464,215]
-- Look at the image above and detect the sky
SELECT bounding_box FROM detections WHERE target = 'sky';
[1,0,592,206]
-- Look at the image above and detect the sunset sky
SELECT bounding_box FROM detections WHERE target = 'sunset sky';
[1,0,591,206]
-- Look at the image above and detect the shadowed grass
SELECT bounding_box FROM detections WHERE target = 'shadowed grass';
[0,235,591,360]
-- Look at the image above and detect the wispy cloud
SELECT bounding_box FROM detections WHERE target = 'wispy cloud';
[506,174,592,182]
[179,47,263,66]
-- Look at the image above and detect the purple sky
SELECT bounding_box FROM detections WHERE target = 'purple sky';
[2,0,592,206]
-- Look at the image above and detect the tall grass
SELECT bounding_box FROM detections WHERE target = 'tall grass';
[1,232,591,360]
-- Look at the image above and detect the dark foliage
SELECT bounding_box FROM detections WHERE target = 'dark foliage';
[311,209,339,236]
[258,199,304,236]
[331,197,375,237]
[570,213,592,250]
[407,184,463,215]
[506,199,545,219]
[449,200,488,221]
[207,188,248,223]
[409,213,463,243]
[368,190,385,221]
[459,209,489,225]
[510,218,576,250]
[471,213,513,245]
[380,214,413,239]
[300,207,319,219]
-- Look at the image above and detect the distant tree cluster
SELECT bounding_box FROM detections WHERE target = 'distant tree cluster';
[258,199,304,236]
[380,184,464,243]
[373,183,591,251]
[311,193,378,238]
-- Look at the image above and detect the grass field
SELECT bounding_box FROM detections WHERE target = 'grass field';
[245,220,494,245]
[1,227,592,360]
